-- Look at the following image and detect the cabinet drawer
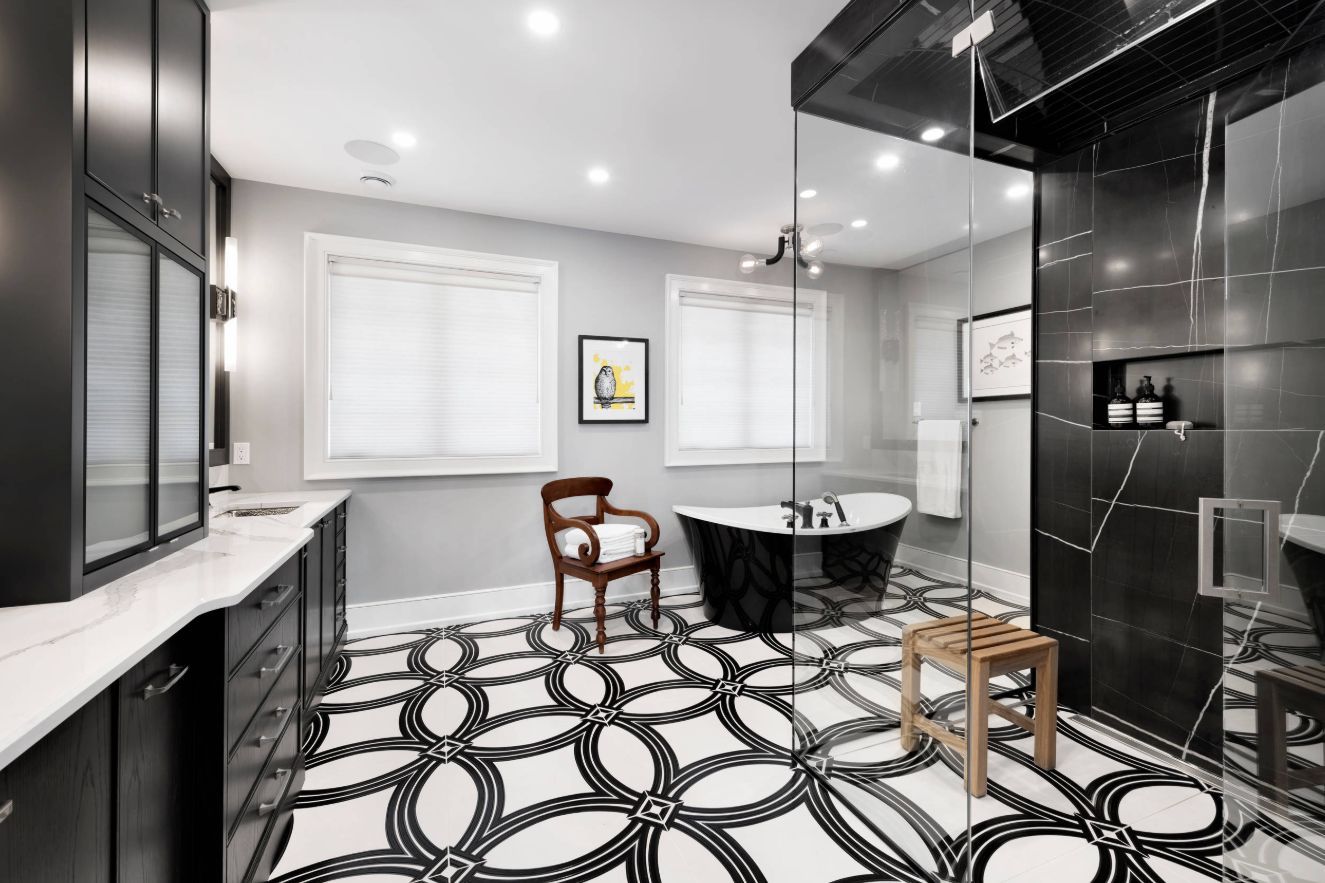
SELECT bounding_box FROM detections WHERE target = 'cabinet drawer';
[226,555,300,676]
[226,602,300,755]
[225,720,299,883]
[225,648,299,838]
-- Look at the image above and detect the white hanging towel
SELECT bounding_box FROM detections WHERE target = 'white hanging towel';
[916,419,963,519]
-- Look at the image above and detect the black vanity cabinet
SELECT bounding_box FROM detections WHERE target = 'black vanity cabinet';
[87,0,208,255]
[301,523,324,714]
[0,692,114,882]
[0,0,211,607]
[117,618,220,883]
[304,505,349,708]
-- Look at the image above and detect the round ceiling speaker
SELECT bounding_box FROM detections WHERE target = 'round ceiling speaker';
[807,222,844,237]
[344,140,400,165]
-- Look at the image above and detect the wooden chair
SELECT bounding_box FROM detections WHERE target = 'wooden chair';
[900,611,1058,797]
[541,477,663,653]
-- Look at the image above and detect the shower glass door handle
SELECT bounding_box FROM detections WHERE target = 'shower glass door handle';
[1197,497,1282,605]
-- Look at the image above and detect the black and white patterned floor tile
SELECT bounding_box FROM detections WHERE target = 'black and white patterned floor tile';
[270,568,1325,883]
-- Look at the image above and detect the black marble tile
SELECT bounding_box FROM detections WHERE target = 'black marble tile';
[1091,616,1223,761]
[1092,276,1225,358]
[1037,625,1090,714]
[1090,499,1222,652]
[1225,268,1325,348]
[1092,427,1223,514]
[1036,417,1091,542]
[1035,533,1090,639]
[1093,95,1217,175]
[1225,429,1325,518]
[1035,361,1092,426]
[1037,147,1093,245]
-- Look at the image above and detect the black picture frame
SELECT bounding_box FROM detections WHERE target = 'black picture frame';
[578,335,649,424]
[958,305,1033,402]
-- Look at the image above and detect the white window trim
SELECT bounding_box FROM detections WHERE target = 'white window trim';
[303,232,558,480]
[664,273,827,467]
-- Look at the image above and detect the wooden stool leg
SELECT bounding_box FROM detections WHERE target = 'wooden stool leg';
[900,632,920,751]
[593,579,607,653]
[1257,677,1286,796]
[1034,645,1059,771]
[650,565,660,629]
[552,572,565,630]
[966,659,990,797]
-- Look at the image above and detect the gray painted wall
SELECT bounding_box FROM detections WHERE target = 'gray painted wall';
[225,180,878,605]
[814,229,1032,581]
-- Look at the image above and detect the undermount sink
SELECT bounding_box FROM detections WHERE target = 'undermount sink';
[218,504,300,518]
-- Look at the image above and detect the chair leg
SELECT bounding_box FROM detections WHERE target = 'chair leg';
[552,572,565,630]
[966,659,990,798]
[900,632,920,751]
[594,579,607,653]
[650,564,660,629]
[1033,646,1058,771]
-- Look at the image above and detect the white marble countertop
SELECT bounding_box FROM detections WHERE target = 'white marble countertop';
[0,488,350,772]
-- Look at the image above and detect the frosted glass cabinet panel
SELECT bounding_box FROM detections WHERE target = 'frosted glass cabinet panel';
[157,252,203,536]
[85,208,152,564]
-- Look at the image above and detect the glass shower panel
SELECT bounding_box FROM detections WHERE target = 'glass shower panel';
[1219,39,1325,875]
[791,10,977,877]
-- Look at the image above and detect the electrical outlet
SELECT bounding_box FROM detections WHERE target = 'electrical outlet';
[233,442,250,465]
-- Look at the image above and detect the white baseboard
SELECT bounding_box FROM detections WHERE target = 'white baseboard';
[346,564,698,638]
[894,543,1030,605]
[346,548,1026,639]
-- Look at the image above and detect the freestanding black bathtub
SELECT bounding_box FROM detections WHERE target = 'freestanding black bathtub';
[674,493,912,633]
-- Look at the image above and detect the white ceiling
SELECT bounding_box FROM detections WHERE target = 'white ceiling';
[211,0,1031,270]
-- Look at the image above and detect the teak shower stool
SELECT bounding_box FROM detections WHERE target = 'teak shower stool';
[900,611,1059,797]
[541,477,663,654]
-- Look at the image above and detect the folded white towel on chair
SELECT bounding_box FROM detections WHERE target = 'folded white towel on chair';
[562,523,643,563]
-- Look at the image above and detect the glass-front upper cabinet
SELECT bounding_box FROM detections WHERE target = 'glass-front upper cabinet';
[85,209,153,565]
[157,252,204,537]
[84,207,205,570]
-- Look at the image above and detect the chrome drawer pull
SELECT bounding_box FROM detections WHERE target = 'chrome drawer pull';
[259,645,296,678]
[0,799,12,825]
[257,768,292,817]
[337,545,346,554]
[259,584,296,610]
[255,707,291,747]
[142,664,189,699]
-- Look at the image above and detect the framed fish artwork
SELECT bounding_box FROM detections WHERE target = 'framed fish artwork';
[578,335,649,423]
[959,307,1032,401]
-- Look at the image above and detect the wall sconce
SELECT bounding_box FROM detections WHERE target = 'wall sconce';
[211,236,239,371]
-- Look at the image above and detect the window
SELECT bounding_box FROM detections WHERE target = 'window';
[665,274,826,466]
[304,233,558,479]
[908,304,963,423]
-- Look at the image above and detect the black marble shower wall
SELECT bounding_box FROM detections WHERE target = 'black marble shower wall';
[1033,39,1325,762]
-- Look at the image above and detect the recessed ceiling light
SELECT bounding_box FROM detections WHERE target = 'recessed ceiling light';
[391,132,417,149]
[875,153,900,171]
[1005,182,1030,199]
[799,188,817,199]
[344,140,399,165]
[920,126,946,143]
[527,9,560,36]
[587,167,610,185]
[850,218,868,229]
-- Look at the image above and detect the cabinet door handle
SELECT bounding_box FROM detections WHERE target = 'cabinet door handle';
[259,584,296,610]
[159,205,182,220]
[0,799,12,825]
[337,545,347,554]
[257,768,292,817]
[141,192,162,207]
[141,663,189,699]
[259,644,296,678]
[255,706,292,746]
[337,578,346,588]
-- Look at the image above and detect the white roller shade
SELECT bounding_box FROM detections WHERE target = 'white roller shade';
[326,258,543,461]
[676,291,814,451]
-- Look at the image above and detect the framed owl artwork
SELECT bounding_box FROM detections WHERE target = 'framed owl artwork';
[578,335,649,424]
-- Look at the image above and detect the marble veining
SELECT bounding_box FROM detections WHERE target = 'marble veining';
[0,488,350,772]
